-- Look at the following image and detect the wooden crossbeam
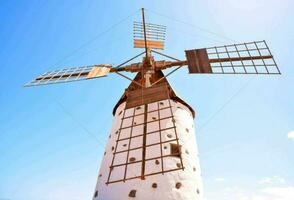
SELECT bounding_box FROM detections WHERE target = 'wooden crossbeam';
[209,55,273,63]
[36,72,88,81]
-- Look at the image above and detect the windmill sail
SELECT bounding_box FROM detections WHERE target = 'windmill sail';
[25,64,112,87]
[185,41,280,74]
[133,22,166,49]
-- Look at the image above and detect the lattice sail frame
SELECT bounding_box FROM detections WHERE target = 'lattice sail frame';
[185,40,280,75]
[25,64,111,87]
[133,21,166,50]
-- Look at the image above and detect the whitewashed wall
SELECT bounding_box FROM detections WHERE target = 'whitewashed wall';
[93,99,203,200]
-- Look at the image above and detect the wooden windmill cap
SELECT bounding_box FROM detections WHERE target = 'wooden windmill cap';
[112,70,195,117]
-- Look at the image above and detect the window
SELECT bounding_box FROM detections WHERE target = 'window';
[170,143,181,157]
[94,190,98,198]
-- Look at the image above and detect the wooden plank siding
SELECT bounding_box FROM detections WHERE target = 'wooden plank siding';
[126,83,170,109]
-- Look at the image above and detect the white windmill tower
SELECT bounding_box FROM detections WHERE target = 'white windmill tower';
[26,8,280,200]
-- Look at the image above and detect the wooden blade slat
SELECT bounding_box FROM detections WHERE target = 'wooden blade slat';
[134,39,164,49]
[185,48,212,74]
[87,65,111,79]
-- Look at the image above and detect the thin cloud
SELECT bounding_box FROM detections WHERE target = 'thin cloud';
[252,187,294,200]
[206,176,293,200]
[215,177,226,182]
[288,131,294,140]
[259,176,286,185]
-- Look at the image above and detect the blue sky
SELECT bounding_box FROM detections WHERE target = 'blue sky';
[0,0,293,200]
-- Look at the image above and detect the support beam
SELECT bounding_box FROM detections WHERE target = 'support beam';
[141,8,148,60]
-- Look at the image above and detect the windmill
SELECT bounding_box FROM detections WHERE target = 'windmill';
[25,8,280,200]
